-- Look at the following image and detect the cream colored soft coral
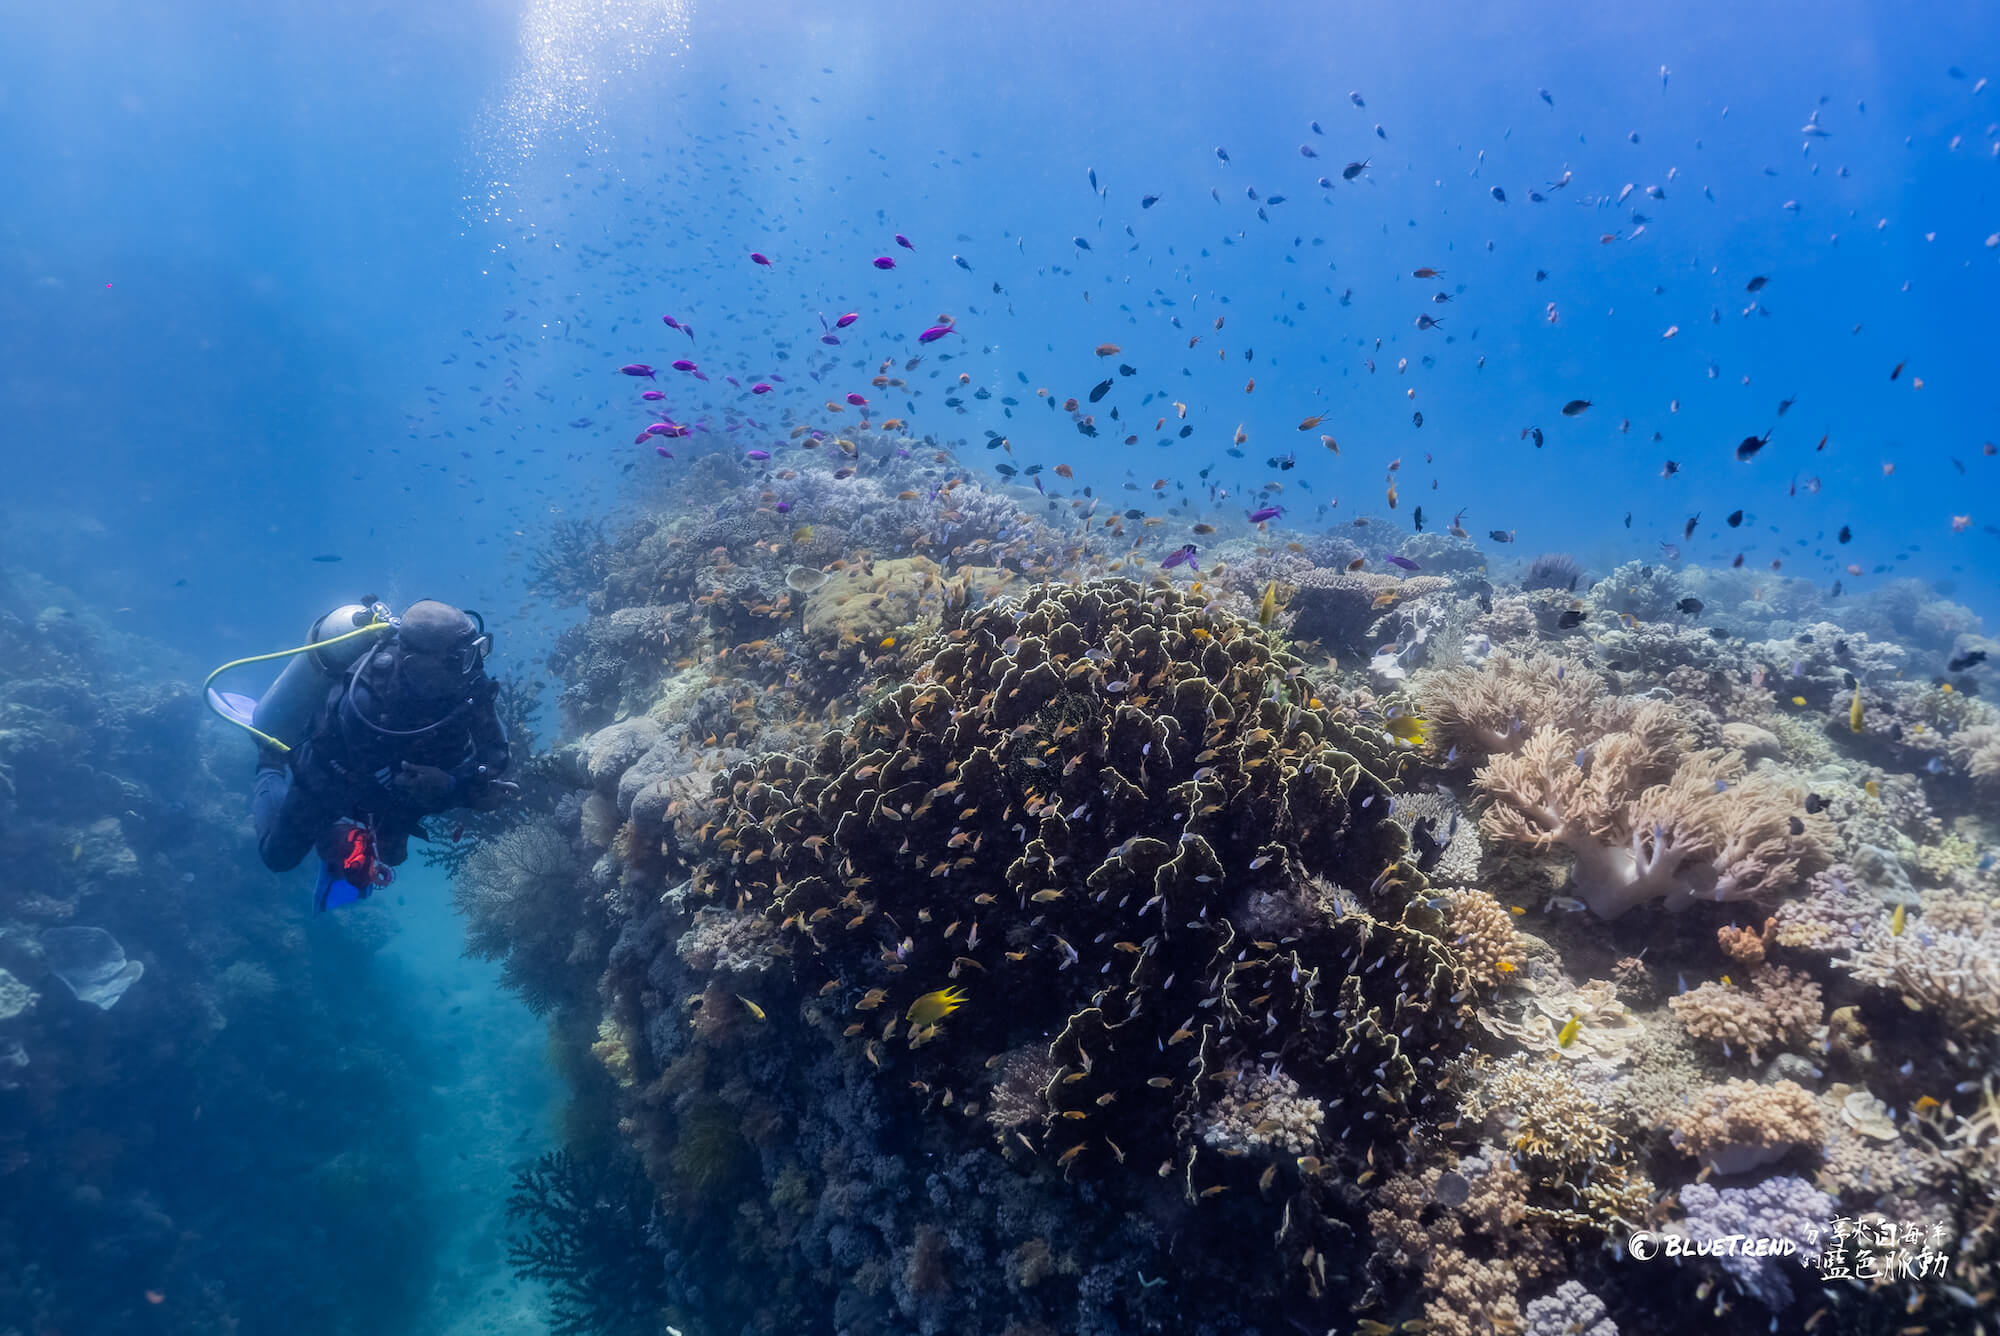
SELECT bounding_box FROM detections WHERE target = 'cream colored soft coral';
[1668,1078,1826,1175]
[1476,725,1831,918]
[1416,651,1612,757]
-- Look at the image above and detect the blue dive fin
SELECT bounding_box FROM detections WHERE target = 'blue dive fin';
[313,858,373,914]
[208,689,261,728]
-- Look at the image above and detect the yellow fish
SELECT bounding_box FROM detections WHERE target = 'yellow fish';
[736,995,768,1022]
[1890,903,1907,937]
[1791,695,1808,706]
[1259,580,1278,629]
[1865,779,1881,799]
[905,986,969,1028]
[1383,713,1429,748]
[1849,682,1865,733]
[1556,1014,1582,1049]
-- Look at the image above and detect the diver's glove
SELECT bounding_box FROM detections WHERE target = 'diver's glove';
[382,761,454,805]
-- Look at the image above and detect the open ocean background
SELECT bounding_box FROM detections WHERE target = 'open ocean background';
[2,1,1995,1331]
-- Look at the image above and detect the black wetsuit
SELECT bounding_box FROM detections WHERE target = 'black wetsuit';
[252,645,509,873]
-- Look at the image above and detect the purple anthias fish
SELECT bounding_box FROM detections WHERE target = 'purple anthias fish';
[725,376,741,388]
[1384,554,1422,571]
[821,334,841,345]
[750,252,772,267]
[654,445,674,458]
[895,233,915,250]
[872,256,896,270]
[641,390,665,401]
[918,324,956,343]
[619,363,655,378]
[745,449,771,461]
[751,382,773,394]
[1246,505,1284,524]
[671,359,697,372]
[643,422,676,436]
[846,392,868,406]
[834,312,860,328]
[1161,543,1200,573]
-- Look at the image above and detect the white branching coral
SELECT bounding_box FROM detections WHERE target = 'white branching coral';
[1194,1065,1323,1157]
[1843,927,2000,1033]
[1474,723,1832,918]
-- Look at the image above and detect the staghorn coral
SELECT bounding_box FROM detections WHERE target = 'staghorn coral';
[1475,726,1832,918]
[1668,1078,1826,1175]
[1667,964,1822,1062]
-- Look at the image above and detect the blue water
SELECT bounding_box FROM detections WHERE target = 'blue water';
[3,1,1997,1332]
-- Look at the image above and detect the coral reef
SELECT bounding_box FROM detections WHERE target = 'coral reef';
[470,450,2000,1336]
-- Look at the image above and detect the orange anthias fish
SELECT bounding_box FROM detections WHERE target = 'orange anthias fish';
[1095,342,1121,356]
[1298,414,1324,430]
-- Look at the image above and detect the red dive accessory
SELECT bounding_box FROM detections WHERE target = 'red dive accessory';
[314,818,395,914]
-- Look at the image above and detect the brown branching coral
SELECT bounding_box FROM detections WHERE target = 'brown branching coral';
[1439,888,1520,988]
[1473,722,1832,918]
[1667,964,1822,1061]
[1369,1146,1558,1336]
[1468,1058,1654,1229]
[1844,927,2000,1034]
[1667,1077,1826,1174]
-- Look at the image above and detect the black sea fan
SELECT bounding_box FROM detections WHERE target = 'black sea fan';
[507,1148,666,1336]
[1524,551,1582,591]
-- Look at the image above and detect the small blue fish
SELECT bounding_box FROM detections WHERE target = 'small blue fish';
[1384,554,1421,571]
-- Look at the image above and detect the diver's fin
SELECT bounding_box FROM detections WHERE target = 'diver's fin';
[312,859,373,914]
[207,689,260,728]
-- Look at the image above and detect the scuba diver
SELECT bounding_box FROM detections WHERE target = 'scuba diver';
[206,598,516,911]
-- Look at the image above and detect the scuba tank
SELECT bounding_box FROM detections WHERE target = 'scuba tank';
[248,603,388,751]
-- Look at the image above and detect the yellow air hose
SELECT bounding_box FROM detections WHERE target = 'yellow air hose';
[201,618,391,752]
